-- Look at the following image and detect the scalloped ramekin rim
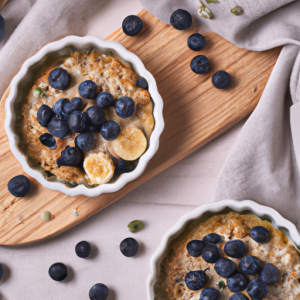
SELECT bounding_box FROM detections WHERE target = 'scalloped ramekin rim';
[4,35,164,197]
[146,199,300,299]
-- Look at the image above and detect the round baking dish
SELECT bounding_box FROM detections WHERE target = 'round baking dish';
[4,35,164,197]
[146,199,300,299]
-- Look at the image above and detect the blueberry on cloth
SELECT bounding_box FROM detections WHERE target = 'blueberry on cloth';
[250,226,270,244]
[39,133,57,150]
[48,263,68,281]
[96,92,114,109]
[136,77,148,89]
[214,257,236,278]
[115,159,136,174]
[212,70,231,89]
[120,238,139,257]
[115,97,135,118]
[67,111,89,133]
[53,98,69,120]
[8,175,31,197]
[100,121,121,141]
[187,239,206,257]
[238,255,261,275]
[200,287,221,300]
[48,68,71,90]
[202,243,220,263]
[185,270,206,291]
[227,273,248,292]
[187,33,206,51]
[56,146,83,167]
[63,97,83,114]
[37,104,54,127]
[191,55,210,74]
[86,106,106,125]
[247,277,268,300]
[0,15,5,43]
[75,241,91,258]
[203,233,222,244]
[224,240,246,258]
[170,9,192,30]
[48,118,70,138]
[78,80,97,99]
[89,283,109,300]
[122,15,143,36]
[229,293,249,300]
[259,264,279,285]
[75,132,95,151]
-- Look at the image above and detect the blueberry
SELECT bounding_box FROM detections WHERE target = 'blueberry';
[224,240,246,258]
[78,80,97,99]
[186,240,205,257]
[115,97,135,118]
[100,121,121,141]
[247,277,268,300]
[89,123,102,132]
[68,111,89,133]
[53,98,69,120]
[89,283,109,300]
[115,159,136,174]
[200,287,221,300]
[86,106,106,125]
[122,15,143,36]
[214,258,236,278]
[8,175,31,197]
[57,146,83,167]
[48,68,71,90]
[63,97,83,114]
[191,55,210,74]
[39,133,57,150]
[185,270,206,291]
[96,92,114,109]
[203,233,222,244]
[250,226,270,244]
[187,33,206,51]
[212,70,231,89]
[202,243,220,263]
[75,241,91,258]
[170,9,192,30]
[120,237,139,257]
[48,263,68,281]
[238,255,261,275]
[0,15,5,43]
[75,132,95,150]
[259,264,279,285]
[136,77,148,89]
[48,118,70,138]
[0,264,4,283]
[227,273,248,292]
[37,104,54,127]
[229,293,249,300]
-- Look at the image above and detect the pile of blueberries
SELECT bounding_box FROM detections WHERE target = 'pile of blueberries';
[185,226,279,300]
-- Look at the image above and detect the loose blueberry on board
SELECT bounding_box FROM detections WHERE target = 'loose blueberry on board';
[0,263,4,284]
[100,121,121,141]
[190,55,210,74]
[78,80,97,99]
[187,33,206,51]
[86,106,106,125]
[8,175,31,197]
[136,77,148,89]
[202,243,220,263]
[259,264,279,285]
[214,258,236,278]
[75,132,95,150]
[115,97,135,118]
[186,240,206,257]
[224,240,246,258]
[48,263,68,281]
[250,226,270,244]
[96,92,114,109]
[57,146,83,167]
[238,255,261,275]
[39,133,57,150]
[203,233,222,244]
[227,273,248,292]
[122,15,143,36]
[89,283,109,300]
[48,68,71,90]
[68,111,90,133]
[75,241,91,258]
[115,159,136,174]
[120,237,139,257]
[37,104,54,127]
[48,118,70,138]
[0,15,5,43]
[247,277,268,300]
[53,98,69,120]
[200,287,221,300]
[63,97,84,114]
[185,270,206,291]
[170,9,192,30]
[229,293,249,300]
[212,70,231,89]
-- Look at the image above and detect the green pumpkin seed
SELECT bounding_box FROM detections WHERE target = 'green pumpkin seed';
[128,220,144,233]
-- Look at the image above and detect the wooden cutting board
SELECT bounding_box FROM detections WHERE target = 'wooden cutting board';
[0,10,281,245]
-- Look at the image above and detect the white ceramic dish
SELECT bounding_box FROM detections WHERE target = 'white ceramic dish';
[4,35,164,197]
[146,199,300,299]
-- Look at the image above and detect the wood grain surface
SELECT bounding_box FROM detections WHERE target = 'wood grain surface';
[0,10,281,245]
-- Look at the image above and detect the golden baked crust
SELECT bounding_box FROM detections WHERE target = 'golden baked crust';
[20,50,154,186]
[155,212,300,300]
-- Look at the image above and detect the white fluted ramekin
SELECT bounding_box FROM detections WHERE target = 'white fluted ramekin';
[4,35,164,197]
[146,199,300,299]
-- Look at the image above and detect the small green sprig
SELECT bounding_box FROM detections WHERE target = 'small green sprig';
[217,280,225,290]
[206,0,219,2]
[198,1,215,19]
[231,6,244,16]
[33,88,42,98]
[128,220,144,233]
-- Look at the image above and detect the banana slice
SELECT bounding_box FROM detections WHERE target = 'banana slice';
[83,151,115,184]
[106,141,120,159]
[110,126,147,161]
